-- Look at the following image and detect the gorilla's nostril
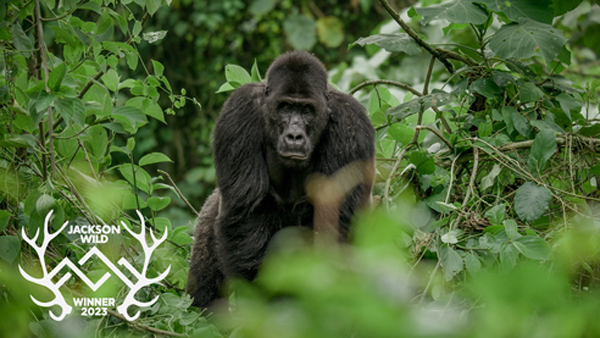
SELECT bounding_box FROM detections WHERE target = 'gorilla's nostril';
[286,132,304,143]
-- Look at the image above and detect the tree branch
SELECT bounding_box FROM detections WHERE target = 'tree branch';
[349,79,423,96]
[34,0,56,179]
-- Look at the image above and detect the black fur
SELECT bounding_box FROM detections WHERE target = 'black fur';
[187,51,375,309]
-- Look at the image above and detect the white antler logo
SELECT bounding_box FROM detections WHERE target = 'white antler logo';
[19,210,171,321]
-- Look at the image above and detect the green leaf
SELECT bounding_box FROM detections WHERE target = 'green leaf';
[216,82,236,93]
[514,182,551,222]
[440,245,464,280]
[409,151,435,175]
[555,93,580,120]
[101,68,120,93]
[0,236,20,264]
[387,124,415,145]
[513,236,551,260]
[126,97,166,123]
[119,164,152,194]
[126,137,136,152]
[316,16,344,48]
[250,59,262,82]
[488,18,567,63]
[139,152,173,166]
[147,196,171,211]
[502,106,516,135]
[283,15,316,50]
[519,82,544,102]
[464,253,481,274]
[152,60,164,78]
[415,0,488,25]
[500,243,518,271]
[55,98,86,127]
[511,110,531,137]
[146,0,162,15]
[36,194,56,217]
[350,33,421,55]
[481,164,501,191]
[476,0,554,24]
[553,0,583,16]
[86,125,109,159]
[527,128,556,174]
[470,78,502,99]
[485,203,506,225]
[48,63,67,92]
[441,229,462,244]
[0,210,11,232]
[112,105,148,133]
[503,219,518,240]
[249,0,278,16]
[225,65,252,87]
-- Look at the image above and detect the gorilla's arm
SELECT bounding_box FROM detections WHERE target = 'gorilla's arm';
[212,83,275,279]
[316,89,376,238]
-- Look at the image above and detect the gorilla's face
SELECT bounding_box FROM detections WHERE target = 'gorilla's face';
[274,100,316,163]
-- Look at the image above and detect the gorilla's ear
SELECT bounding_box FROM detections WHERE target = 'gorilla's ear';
[265,85,270,98]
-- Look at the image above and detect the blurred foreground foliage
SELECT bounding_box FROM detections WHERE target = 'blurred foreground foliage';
[2,0,600,337]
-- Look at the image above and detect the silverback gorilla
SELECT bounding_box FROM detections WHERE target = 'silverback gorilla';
[187,51,375,309]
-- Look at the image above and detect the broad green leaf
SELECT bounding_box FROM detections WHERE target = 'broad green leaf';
[519,82,544,102]
[101,68,120,92]
[440,245,464,280]
[112,105,148,133]
[553,0,583,16]
[485,203,506,225]
[416,0,488,25]
[470,78,502,99]
[351,33,421,55]
[0,210,10,232]
[55,98,86,127]
[488,18,567,63]
[502,106,516,135]
[152,60,165,78]
[36,194,56,217]
[500,243,518,271]
[527,128,556,174]
[250,59,262,82]
[119,164,152,194]
[514,182,551,222]
[464,253,481,274]
[139,152,173,166]
[511,110,531,137]
[316,16,344,48]
[478,119,492,137]
[481,164,501,191]
[0,135,38,148]
[475,0,554,24]
[146,0,162,15]
[436,201,458,212]
[409,151,435,175]
[441,229,462,244]
[513,236,551,260]
[126,97,166,123]
[147,196,171,211]
[225,65,252,87]
[216,82,236,93]
[249,0,278,16]
[283,15,316,50]
[368,87,401,113]
[86,125,108,159]
[503,219,518,240]
[48,63,67,92]
[555,93,580,120]
[0,236,20,264]
[387,123,415,145]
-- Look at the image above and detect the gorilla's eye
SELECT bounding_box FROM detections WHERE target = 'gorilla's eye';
[302,106,313,114]
[281,103,291,112]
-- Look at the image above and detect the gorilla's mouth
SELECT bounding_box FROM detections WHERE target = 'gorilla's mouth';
[279,152,309,161]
